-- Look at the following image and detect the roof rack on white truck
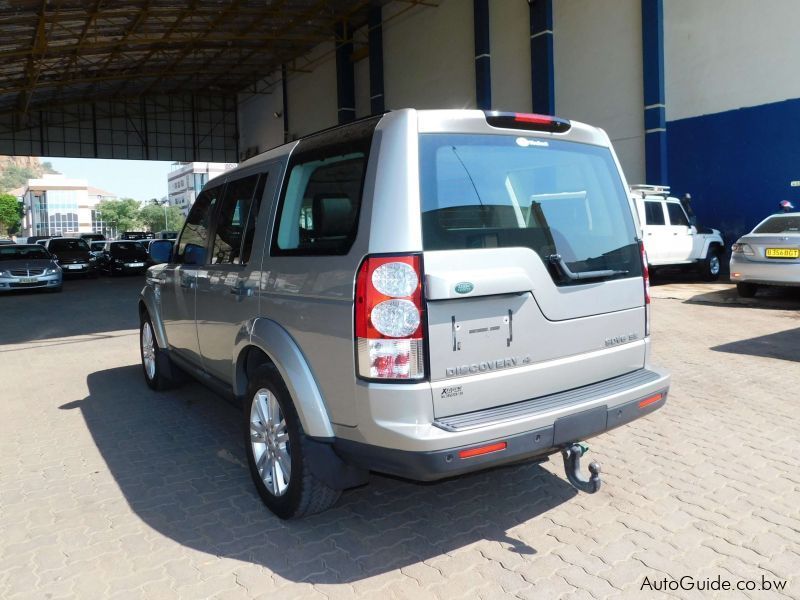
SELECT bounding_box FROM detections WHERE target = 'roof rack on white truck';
[630,184,725,281]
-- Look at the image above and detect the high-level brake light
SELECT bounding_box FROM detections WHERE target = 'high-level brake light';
[356,255,425,380]
[484,111,571,134]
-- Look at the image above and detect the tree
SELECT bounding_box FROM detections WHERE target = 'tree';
[0,193,21,236]
[139,202,185,233]
[95,198,142,237]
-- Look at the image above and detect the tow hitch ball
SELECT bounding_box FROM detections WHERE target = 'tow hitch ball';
[561,442,602,494]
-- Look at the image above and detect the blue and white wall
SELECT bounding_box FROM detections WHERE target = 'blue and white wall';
[237,0,800,241]
[665,0,800,241]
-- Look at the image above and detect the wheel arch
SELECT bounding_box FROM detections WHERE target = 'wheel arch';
[234,319,335,440]
[138,288,168,350]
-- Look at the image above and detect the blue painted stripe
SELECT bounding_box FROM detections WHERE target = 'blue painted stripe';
[368,6,384,115]
[641,0,667,184]
[473,0,491,110]
[335,22,355,124]
[529,0,554,115]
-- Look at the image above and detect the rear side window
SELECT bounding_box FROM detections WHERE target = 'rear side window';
[419,134,641,284]
[210,174,260,265]
[272,117,378,256]
[666,203,689,227]
[644,201,665,225]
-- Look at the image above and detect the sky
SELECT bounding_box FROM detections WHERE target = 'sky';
[41,157,175,202]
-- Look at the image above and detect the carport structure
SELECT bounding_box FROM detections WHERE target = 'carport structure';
[0,0,416,161]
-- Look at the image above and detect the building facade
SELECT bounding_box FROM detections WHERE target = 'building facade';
[167,162,235,214]
[237,0,800,242]
[16,174,117,238]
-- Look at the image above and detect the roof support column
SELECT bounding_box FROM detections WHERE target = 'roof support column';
[281,63,289,143]
[368,6,385,115]
[530,0,554,115]
[473,0,491,110]
[642,0,667,184]
[335,22,355,124]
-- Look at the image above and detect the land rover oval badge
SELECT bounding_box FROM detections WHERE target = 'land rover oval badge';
[454,282,474,294]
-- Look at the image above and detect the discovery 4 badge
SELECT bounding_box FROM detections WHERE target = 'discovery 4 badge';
[454,281,474,294]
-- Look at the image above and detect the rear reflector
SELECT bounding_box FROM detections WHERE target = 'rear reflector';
[484,111,571,134]
[638,393,663,409]
[458,442,507,459]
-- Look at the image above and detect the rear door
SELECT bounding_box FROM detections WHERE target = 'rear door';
[195,171,273,382]
[641,199,671,264]
[417,133,647,417]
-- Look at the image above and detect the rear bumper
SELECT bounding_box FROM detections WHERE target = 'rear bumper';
[729,255,800,285]
[335,368,669,481]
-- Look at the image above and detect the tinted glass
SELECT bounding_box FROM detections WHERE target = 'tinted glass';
[176,186,223,264]
[210,174,260,264]
[666,203,689,226]
[644,201,665,225]
[272,117,378,256]
[49,239,89,252]
[419,134,641,283]
[110,242,147,257]
[754,215,800,234]
[0,245,51,260]
[240,174,268,264]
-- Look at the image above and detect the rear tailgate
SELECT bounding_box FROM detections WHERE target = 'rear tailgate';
[417,125,646,418]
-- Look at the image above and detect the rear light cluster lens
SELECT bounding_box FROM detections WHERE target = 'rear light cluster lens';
[356,255,425,380]
[484,110,572,134]
[640,241,651,337]
[731,243,754,255]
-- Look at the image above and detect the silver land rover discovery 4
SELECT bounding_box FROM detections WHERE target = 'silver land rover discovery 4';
[139,109,670,519]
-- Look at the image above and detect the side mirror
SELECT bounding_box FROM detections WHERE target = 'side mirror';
[149,240,174,264]
[183,243,206,266]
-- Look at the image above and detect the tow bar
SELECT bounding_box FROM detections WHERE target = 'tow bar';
[561,442,601,494]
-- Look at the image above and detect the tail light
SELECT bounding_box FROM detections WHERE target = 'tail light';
[355,255,425,380]
[640,241,650,336]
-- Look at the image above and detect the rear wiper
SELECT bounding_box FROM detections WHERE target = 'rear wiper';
[548,254,628,281]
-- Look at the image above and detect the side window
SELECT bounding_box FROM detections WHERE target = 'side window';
[667,203,690,227]
[273,154,366,255]
[644,201,665,226]
[240,174,268,265]
[176,186,223,265]
[210,174,260,265]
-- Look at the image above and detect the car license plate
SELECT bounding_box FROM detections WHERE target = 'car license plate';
[127,262,145,267]
[765,248,800,259]
[67,264,84,270]
[18,277,37,283]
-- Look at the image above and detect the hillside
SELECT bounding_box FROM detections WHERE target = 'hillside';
[0,156,59,193]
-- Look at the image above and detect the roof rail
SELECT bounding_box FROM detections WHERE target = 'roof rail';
[629,184,671,197]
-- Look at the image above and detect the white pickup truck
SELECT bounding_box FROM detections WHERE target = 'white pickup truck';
[631,185,725,281]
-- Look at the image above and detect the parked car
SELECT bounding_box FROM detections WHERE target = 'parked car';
[98,241,149,275]
[89,240,107,257]
[0,244,62,292]
[0,239,14,245]
[27,235,52,244]
[120,231,155,241]
[155,230,178,240]
[630,185,725,280]
[730,212,800,297]
[139,109,670,519]
[43,237,97,277]
[79,233,106,244]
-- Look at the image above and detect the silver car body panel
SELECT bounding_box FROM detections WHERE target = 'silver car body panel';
[141,108,669,463]
[730,229,800,285]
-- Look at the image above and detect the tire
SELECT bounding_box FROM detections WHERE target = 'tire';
[244,366,340,519]
[736,282,758,298]
[701,247,722,281]
[139,313,177,390]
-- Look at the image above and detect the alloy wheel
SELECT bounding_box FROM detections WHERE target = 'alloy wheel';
[249,388,291,496]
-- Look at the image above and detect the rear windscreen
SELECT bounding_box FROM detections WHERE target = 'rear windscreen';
[754,215,800,234]
[49,239,89,252]
[419,134,641,283]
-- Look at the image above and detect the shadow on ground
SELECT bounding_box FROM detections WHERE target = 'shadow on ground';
[711,327,800,363]
[61,365,576,583]
[0,276,143,345]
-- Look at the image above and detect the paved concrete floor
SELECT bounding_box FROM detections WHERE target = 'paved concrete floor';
[1,277,798,599]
